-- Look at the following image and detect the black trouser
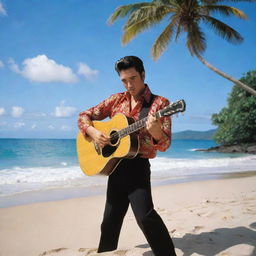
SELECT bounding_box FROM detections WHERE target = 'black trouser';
[98,157,177,256]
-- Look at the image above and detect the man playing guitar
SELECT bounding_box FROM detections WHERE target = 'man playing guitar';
[78,56,177,256]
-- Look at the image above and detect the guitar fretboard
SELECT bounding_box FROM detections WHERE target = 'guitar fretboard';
[119,116,147,137]
[109,99,185,141]
[111,112,160,140]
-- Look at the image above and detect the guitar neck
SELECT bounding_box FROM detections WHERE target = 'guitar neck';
[110,99,185,141]
[118,112,161,138]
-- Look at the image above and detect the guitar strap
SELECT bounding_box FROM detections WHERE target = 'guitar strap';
[139,93,156,120]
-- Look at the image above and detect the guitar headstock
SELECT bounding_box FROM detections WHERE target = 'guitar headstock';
[158,99,186,117]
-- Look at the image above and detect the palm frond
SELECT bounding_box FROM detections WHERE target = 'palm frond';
[122,4,174,45]
[200,5,247,19]
[175,20,183,42]
[108,3,151,25]
[108,0,251,64]
[124,1,175,29]
[202,15,243,44]
[204,0,256,2]
[186,22,206,56]
[201,0,219,3]
[151,17,177,60]
[219,0,256,2]
[158,0,172,4]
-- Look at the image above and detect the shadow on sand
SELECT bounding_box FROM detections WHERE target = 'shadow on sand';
[136,222,256,256]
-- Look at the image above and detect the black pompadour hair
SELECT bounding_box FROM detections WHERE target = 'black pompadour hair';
[115,56,145,76]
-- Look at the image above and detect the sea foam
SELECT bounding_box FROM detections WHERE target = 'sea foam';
[150,155,256,175]
[0,155,255,197]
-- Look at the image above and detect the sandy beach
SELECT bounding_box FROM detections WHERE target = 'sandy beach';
[0,173,256,256]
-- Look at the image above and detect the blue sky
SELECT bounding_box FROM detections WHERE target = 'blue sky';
[0,0,255,138]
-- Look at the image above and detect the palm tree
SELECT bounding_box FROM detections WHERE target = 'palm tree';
[108,0,256,96]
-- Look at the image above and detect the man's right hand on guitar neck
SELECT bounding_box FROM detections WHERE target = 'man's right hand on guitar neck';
[86,126,110,148]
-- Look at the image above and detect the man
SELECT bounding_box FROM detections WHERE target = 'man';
[78,56,177,256]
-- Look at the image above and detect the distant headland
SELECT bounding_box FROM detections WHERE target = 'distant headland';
[172,129,256,154]
[172,129,216,140]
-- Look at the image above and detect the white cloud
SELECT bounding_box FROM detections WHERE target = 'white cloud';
[0,60,4,68]
[61,125,72,131]
[9,58,20,73]
[0,2,7,16]
[11,106,24,118]
[54,101,77,118]
[9,55,78,83]
[14,122,25,129]
[77,62,98,81]
[31,124,37,130]
[48,125,55,130]
[0,107,6,116]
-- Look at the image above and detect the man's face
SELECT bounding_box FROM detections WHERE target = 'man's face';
[119,67,145,98]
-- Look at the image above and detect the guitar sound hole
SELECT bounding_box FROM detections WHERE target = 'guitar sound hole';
[110,130,119,145]
[102,130,119,157]
[102,144,117,157]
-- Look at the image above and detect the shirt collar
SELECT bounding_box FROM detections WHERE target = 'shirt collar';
[125,84,152,103]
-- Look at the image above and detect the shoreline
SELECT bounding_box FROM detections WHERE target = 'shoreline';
[0,173,255,256]
[1,170,256,208]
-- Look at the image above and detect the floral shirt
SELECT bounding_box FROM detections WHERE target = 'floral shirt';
[78,85,172,159]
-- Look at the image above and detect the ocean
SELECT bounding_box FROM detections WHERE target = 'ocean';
[0,138,256,207]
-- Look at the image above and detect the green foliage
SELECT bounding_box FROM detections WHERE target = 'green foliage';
[108,0,249,59]
[109,0,256,97]
[212,70,256,145]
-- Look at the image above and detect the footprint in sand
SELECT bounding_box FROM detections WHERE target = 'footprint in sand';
[196,210,215,218]
[221,215,235,221]
[39,248,100,256]
[39,248,68,256]
[192,225,204,233]
[79,248,98,254]
[157,207,168,214]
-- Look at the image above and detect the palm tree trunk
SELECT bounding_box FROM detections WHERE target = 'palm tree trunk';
[195,53,256,96]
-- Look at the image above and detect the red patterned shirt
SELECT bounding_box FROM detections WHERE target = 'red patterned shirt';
[78,85,172,158]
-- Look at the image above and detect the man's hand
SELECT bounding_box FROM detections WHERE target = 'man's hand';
[86,126,110,148]
[146,115,164,142]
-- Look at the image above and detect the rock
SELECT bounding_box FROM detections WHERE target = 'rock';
[247,145,256,154]
[195,143,256,154]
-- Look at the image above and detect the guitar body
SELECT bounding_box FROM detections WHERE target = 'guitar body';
[77,99,186,176]
[76,113,139,176]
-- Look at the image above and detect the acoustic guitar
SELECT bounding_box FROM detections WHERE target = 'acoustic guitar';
[77,99,186,176]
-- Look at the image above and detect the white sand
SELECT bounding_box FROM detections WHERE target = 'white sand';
[0,175,256,256]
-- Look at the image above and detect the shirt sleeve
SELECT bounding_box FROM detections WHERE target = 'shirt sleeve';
[77,94,117,136]
[151,98,172,152]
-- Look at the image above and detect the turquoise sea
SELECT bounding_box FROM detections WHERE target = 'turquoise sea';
[0,138,255,207]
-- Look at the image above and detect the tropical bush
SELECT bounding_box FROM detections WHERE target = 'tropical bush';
[212,70,256,145]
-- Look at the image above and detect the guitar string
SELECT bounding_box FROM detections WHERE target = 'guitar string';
[110,111,161,141]
[109,101,183,142]
[110,116,148,141]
